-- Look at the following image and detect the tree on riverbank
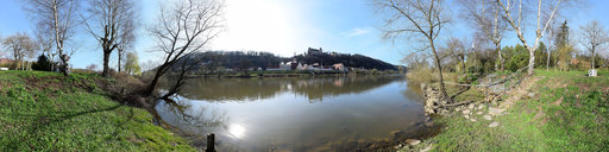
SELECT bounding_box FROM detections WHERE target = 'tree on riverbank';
[375,0,452,102]
[145,0,225,97]
[83,0,136,77]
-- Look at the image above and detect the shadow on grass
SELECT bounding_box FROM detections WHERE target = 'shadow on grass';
[1,103,133,151]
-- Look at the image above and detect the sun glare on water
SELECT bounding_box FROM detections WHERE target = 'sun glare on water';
[228,124,246,139]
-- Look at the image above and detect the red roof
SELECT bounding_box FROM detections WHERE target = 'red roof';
[0,58,14,64]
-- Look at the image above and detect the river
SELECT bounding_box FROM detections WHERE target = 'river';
[155,75,429,151]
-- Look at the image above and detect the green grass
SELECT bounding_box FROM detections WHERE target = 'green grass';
[0,71,196,151]
[416,69,609,152]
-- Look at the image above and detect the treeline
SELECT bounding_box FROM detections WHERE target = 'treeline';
[172,50,397,72]
[179,51,286,71]
[293,52,397,70]
[406,20,609,84]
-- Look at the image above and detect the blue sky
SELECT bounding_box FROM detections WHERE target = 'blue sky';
[1,0,608,68]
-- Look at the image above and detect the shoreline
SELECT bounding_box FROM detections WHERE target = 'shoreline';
[395,69,609,151]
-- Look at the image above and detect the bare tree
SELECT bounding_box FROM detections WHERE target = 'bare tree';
[83,0,136,77]
[445,37,469,73]
[146,0,225,97]
[459,0,507,71]
[579,20,609,69]
[495,0,571,75]
[24,0,80,76]
[2,33,38,70]
[116,20,136,73]
[375,0,451,102]
[543,21,556,70]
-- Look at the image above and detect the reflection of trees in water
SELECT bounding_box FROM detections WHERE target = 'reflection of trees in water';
[178,78,285,102]
[154,97,229,147]
[401,79,425,103]
[174,76,402,102]
[290,76,399,102]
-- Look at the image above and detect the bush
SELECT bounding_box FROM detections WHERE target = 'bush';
[505,52,529,72]
[32,55,53,71]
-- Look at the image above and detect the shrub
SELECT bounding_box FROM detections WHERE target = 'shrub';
[32,55,53,71]
[505,52,529,72]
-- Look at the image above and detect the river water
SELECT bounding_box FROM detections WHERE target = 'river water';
[155,76,428,151]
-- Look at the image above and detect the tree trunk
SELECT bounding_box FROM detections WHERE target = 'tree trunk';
[591,47,596,69]
[528,48,535,75]
[118,51,122,72]
[546,49,551,70]
[461,55,466,74]
[429,38,451,103]
[496,43,503,71]
[59,55,69,76]
[102,50,111,77]
[145,64,169,96]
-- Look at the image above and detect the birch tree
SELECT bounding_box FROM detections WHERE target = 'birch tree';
[375,0,451,102]
[579,20,608,69]
[495,0,570,75]
[25,0,80,76]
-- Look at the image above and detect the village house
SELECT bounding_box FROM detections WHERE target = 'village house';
[0,58,14,65]
[333,63,345,71]
[0,58,14,70]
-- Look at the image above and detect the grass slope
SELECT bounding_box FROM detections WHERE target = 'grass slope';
[0,71,195,151]
[406,69,609,152]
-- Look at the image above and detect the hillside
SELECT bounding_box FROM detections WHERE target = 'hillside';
[172,49,397,72]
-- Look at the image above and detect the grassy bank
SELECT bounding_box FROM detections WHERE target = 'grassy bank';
[402,69,609,151]
[0,71,195,151]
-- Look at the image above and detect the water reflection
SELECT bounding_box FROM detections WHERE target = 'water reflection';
[178,76,400,102]
[155,75,427,151]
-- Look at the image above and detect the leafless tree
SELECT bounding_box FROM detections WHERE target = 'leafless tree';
[83,0,136,77]
[2,33,38,70]
[579,20,609,69]
[543,21,556,70]
[146,0,225,97]
[375,0,451,102]
[24,0,80,76]
[444,37,468,73]
[459,0,507,71]
[495,0,572,75]
[116,20,136,73]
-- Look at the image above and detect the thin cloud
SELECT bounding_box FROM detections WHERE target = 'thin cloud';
[345,27,371,37]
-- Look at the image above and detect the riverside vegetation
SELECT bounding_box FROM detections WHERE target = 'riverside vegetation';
[396,69,609,152]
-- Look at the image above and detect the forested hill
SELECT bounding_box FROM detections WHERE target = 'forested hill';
[177,50,396,70]
[293,52,396,70]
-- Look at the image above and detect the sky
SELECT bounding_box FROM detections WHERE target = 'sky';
[1,0,608,69]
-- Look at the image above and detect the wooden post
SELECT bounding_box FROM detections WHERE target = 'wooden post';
[205,133,215,152]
